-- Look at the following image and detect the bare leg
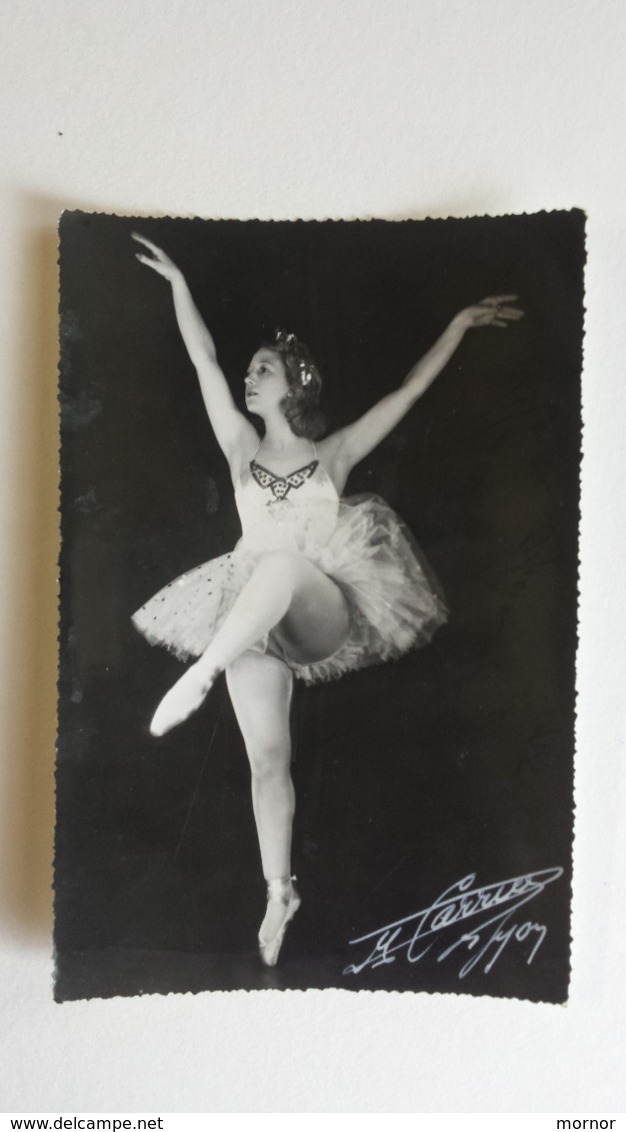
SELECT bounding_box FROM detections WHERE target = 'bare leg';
[150,550,350,736]
[226,651,294,879]
[226,650,301,955]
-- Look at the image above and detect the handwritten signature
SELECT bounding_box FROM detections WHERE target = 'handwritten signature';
[344,866,564,979]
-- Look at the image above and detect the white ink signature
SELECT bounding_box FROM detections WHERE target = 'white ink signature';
[344,867,564,979]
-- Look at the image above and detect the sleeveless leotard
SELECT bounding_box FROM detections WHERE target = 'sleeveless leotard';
[132,446,447,684]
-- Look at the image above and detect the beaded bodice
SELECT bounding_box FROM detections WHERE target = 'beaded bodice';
[234,448,340,553]
[249,458,319,501]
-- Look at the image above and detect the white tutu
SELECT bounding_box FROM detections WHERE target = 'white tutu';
[132,494,448,685]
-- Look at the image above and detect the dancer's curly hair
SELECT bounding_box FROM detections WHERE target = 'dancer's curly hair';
[262,329,326,440]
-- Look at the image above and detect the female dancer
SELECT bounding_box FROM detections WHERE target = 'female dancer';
[131,232,522,965]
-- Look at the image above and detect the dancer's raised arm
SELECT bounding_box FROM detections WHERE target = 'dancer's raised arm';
[132,234,258,473]
[322,297,523,484]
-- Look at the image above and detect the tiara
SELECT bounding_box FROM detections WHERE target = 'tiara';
[272,328,313,386]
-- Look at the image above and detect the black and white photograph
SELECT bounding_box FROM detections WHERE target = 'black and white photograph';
[3,0,625,1115]
[55,210,583,1004]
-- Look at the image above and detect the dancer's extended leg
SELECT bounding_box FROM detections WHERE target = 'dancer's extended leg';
[150,550,349,735]
[226,651,294,879]
[227,650,301,957]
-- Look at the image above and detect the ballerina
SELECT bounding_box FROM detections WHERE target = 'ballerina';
[130,232,523,965]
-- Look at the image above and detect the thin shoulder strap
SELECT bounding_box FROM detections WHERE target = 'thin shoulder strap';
[235,437,261,488]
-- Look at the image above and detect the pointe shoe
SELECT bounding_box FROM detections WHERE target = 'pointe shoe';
[149,663,217,737]
[258,876,301,967]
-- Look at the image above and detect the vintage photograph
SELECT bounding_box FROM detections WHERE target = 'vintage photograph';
[55,211,583,1002]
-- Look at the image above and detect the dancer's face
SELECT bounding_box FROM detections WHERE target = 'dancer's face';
[244,350,289,415]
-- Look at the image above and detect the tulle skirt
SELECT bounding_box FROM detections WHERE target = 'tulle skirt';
[131,495,448,684]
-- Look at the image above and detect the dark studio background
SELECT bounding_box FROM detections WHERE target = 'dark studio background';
[55,211,583,1002]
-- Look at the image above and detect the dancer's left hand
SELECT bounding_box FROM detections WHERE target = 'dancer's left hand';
[454,296,524,330]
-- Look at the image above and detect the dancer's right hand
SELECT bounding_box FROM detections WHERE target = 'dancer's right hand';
[132,232,182,283]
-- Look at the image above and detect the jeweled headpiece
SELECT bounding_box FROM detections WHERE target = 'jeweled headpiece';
[272,328,313,387]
